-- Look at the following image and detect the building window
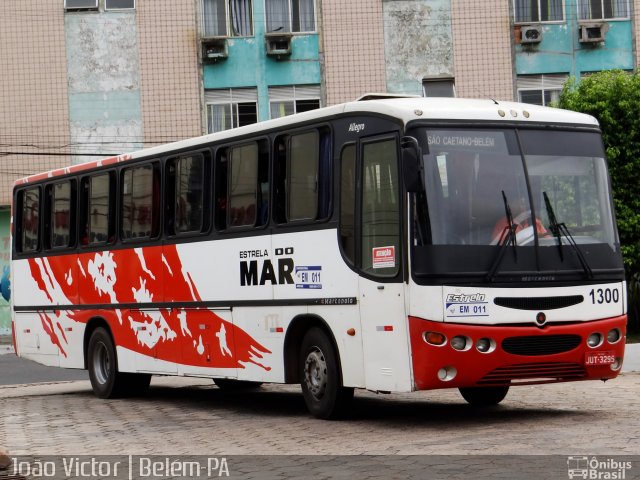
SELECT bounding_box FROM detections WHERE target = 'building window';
[105,0,135,10]
[203,0,253,37]
[517,74,568,106]
[265,0,315,33]
[514,0,563,22]
[64,0,98,10]
[205,88,258,133]
[422,77,456,98]
[268,85,320,119]
[578,0,629,19]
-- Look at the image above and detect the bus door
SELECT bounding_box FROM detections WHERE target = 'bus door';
[357,134,412,392]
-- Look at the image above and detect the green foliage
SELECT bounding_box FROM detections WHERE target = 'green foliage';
[559,70,640,332]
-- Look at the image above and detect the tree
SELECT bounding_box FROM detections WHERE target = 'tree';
[558,70,640,331]
[558,71,640,270]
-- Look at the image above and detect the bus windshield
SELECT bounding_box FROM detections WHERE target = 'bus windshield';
[410,127,622,283]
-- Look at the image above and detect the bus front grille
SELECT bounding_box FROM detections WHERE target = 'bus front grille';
[502,334,582,356]
[494,295,584,310]
[478,362,586,385]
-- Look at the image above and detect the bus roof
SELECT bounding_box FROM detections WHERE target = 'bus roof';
[14,96,599,187]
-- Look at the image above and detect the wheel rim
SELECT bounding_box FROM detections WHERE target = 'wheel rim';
[92,341,110,385]
[304,347,327,400]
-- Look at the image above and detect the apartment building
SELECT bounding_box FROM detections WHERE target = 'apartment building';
[0,0,638,337]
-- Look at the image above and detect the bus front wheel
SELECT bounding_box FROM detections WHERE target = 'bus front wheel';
[88,327,150,398]
[299,328,353,419]
[459,386,509,406]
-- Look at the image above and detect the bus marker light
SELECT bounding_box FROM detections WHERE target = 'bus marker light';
[347,328,356,336]
[377,325,394,332]
[424,332,446,346]
[270,327,284,333]
[437,366,457,382]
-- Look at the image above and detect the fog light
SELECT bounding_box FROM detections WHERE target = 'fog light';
[424,331,447,346]
[476,337,495,353]
[437,366,457,382]
[451,335,471,351]
[587,333,603,348]
[611,358,622,371]
[607,328,621,344]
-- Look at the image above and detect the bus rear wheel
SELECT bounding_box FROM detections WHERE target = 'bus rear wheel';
[299,328,353,419]
[459,386,509,406]
[88,327,151,398]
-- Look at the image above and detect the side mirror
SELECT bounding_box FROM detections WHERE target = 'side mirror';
[401,136,424,193]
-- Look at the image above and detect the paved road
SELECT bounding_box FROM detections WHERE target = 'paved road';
[1,373,640,478]
[2,345,640,479]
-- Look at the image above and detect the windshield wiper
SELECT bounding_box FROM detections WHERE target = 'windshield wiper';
[542,191,594,279]
[486,191,518,282]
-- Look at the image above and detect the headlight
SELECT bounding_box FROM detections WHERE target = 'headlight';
[587,333,603,348]
[451,335,471,351]
[476,337,495,353]
[607,328,621,344]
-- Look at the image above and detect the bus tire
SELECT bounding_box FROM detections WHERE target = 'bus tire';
[88,327,150,398]
[213,379,263,390]
[300,327,353,419]
[459,386,509,406]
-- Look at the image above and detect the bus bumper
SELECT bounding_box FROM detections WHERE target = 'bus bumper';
[408,315,627,391]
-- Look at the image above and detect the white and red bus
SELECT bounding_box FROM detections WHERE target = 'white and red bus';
[11,96,627,418]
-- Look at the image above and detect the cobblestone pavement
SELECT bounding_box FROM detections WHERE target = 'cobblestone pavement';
[1,373,639,457]
[2,374,640,479]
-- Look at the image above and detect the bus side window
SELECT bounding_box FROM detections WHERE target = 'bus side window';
[339,144,356,265]
[166,153,207,235]
[18,187,41,253]
[274,127,331,224]
[216,140,268,230]
[81,172,115,245]
[47,180,75,249]
[121,163,160,240]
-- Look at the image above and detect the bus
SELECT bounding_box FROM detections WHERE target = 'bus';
[11,96,627,419]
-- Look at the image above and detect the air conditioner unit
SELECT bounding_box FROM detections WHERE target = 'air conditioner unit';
[201,37,228,63]
[265,33,292,58]
[64,0,98,10]
[578,22,608,44]
[520,25,543,44]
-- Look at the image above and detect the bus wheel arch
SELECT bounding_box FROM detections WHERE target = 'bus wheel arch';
[284,316,354,419]
[84,317,150,398]
[283,315,341,384]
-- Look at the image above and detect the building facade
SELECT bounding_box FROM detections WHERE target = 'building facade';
[0,0,639,337]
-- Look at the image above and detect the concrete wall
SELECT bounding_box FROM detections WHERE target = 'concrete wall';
[0,1,70,205]
[138,0,202,144]
[451,0,515,100]
[321,0,387,105]
[66,11,143,163]
[383,0,454,95]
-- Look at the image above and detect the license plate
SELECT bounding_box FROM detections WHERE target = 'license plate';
[585,351,616,366]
